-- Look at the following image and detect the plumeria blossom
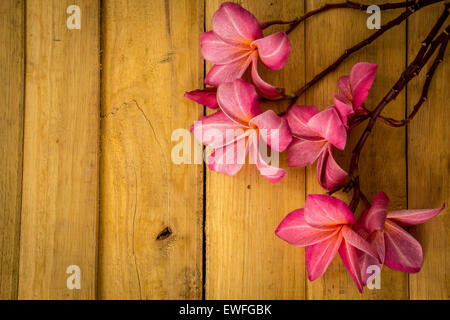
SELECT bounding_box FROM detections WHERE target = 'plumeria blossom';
[354,192,446,285]
[191,79,292,183]
[334,62,378,127]
[201,2,291,99]
[184,87,219,109]
[284,105,348,190]
[276,194,380,292]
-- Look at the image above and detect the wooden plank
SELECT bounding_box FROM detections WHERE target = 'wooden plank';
[408,4,450,300]
[305,0,408,299]
[99,0,204,299]
[205,0,306,299]
[19,0,100,299]
[0,0,24,300]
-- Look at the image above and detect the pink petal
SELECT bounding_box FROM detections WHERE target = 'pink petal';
[341,226,379,261]
[208,136,249,176]
[338,75,352,102]
[252,32,291,70]
[338,237,364,293]
[384,219,423,273]
[250,53,283,99]
[359,230,385,286]
[306,231,343,281]
[305,194,355,228]
[184,87,219,109]
[316,146,348,191]
[275,209,339,246]
[387,203,446,226]
[249,134,286,183]
[201,31,251,65]
[307,107,347,150]
[287,138,326,168]
[284,105,320,138]
[349,62,378,108]
[362,192,389,233]
[191,110,243,148]
[249,110,292,152]
[216,79,262,125]
[205,55,252,86]
[211,2,263,46]
[333,94,353,128]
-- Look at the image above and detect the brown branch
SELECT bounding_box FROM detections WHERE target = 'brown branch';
[286,0,444,108]
[346,13,450,212]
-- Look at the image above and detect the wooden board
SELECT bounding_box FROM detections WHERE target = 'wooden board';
[19,0,100,299]
[407,5,450,300]
[205,0,307,300]
[99,0,204,299]
[304,0,408,299]
[0,0,24,300]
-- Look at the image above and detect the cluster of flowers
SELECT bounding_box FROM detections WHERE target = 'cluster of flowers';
[184,2,446,292]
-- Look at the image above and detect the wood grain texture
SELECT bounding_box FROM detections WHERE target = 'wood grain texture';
[99,0,204,299]
[19,0,100,299]
[407,4,450,300]
[205,0,306,300]
[0,0,24,300]
[305,0,408,299]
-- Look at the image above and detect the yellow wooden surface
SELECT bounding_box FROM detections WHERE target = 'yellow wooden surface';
[205,0,307,299]
[407,5,450,299]
[99,0,204,299]
[0,0,448,300]
[0,0,24,300]
[305,0,408,299]
[19,0,100,299]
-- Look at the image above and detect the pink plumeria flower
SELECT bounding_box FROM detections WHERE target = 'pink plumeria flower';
[334,62,378,127]
[201,2,291,99]
[284,105,347,190]
[191,79,292,183]
[184,87,219,109]
[276,194,380,292]
[354,192,446,285]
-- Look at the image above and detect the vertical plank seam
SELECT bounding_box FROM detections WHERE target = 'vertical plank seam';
[97,0,104,300]
[303,0,308,301]
[202,0,207,301]
[16,0,27,300]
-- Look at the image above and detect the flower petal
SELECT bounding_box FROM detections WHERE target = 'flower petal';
[384,219,423,273]
[201,31,251,65]
[333,94,353,128]
[338,237,364,293]
[305,194,355,228]
[208,136,249,176]
[250,53,283,99]
[287,138,326,168]
[362,192,389,233]
[338,75,352,101]
[387,203,446,226]
[341,226,379,261]
[306,231,343,281]
[249,134,286,183]
[249,110,292,152]
[307,107,347,150]
[184,87,219,109]
[216,79,262,125]
[358,230,385,286]
[316,146,348,191]
[211,2,263,46]
[349,62,378,108]
[191,110,243,148]
[253,32,291,70]
[284,105,320,138]
[275,209,339,246]
[205,55,252,86]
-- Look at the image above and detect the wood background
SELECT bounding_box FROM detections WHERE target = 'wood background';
[0,0,448,300]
